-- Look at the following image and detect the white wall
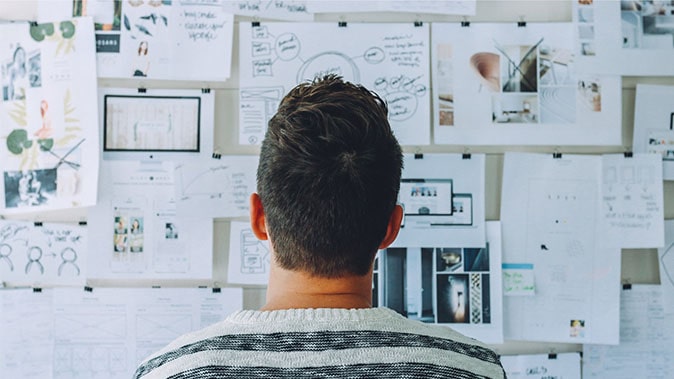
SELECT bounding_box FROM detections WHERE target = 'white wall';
[1,0,665,356]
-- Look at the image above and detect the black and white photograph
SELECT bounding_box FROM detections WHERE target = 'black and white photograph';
[28,49,41,88]
[3,168,57,208]
[2,45,28,101]
[622,1,674,49]
[437,273,470,323]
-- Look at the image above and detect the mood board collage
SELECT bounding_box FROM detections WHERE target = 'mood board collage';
[1,1,674,378]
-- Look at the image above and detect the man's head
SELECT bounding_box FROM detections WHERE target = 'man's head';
[253,75,403,278]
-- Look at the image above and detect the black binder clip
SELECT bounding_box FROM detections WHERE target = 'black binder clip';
[622,283,632,290]
[414,21,423,27]
[252,21,260,27]
[552,152,562,159]
[79,221,87,226]
[33,287,42,293]
[34,221,43,227]
[414,153,424,159]
[212,287,222,293]
[29,21,39,27]
[138,87,147,93]
[338,21,347,28]
[84,286,93,292]
[517,20,527,27]
[202,88,211,94]
[212,152,222,159]
[461,18,470,27]
[462,150,471,159]
[624,151,633,158]
[548,353,557,359]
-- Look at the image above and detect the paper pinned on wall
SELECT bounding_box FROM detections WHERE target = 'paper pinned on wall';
[632,84,674,181]
[239,22,431,146]
[227,221,271,285]
[38,1,234,81]
[175,156,259,218]
[87,160,212,280]
[574,1,674,76]
[430,22,621,146]
[659,220,674,314]
[307,1,476,16]
[225,1,313,21]
[0,220,87,287]
[502,263,535,296]
[600,153,664,248]
[0,18,99,214]
[501,153,621,344]
[0,288,53,379]
[392,153,486,248]
[583,285,672,379]
[51,287,243,379]
[501,352,581,379]
[378,221,503,344]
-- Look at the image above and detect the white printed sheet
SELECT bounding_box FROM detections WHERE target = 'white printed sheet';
[51,287,242,379]
[87,161,212,280]
[575,0,674,76]
[501,352,581,379]
[393,153,486,248]
[0,18,99,214]
[501,153,621,344]
[379,221,503,344]
[583,285,672,378]
[38,0,234,81]
[239,22,431,146]
[633,84,674,181]
[227,220,271,285]
[175,155,258,218]
[431,22,621,146]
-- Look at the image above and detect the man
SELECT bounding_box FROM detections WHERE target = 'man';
[134,75,505,378]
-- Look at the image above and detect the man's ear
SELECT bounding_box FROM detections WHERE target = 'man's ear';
[249,193,268,240]
[378,204,403,249]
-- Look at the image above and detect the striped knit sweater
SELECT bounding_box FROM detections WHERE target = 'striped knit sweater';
[134,307,505,378]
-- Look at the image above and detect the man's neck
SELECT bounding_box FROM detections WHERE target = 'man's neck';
[261,264,373,311]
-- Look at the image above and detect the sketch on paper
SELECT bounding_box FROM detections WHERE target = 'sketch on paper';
[228,221,271,285]
[240,23,430,145]
[174,156,258,218]
[0,220,86,285]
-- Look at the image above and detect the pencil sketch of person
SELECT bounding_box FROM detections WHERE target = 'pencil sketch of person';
[133,41,150,77]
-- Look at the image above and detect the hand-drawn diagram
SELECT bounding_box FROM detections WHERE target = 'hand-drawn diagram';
[240,227,270,274]
[0,220,86,285]
[239,22,431,146]
[432,22,621,146]
[174,156,258,218]
[228,221,271,285]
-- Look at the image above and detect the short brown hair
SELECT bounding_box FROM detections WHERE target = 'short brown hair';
[257,75,402,278]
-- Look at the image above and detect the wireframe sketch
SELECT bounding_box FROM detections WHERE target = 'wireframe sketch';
[240,228,269,274]
[240,23,431,145]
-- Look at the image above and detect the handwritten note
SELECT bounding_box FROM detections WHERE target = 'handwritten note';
[502,263,535,296]
[501,352,581,379]
[225,0,313,21]
[601,154,664,248]
[181,8,229,42]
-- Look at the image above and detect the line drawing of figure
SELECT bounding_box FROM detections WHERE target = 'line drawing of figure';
[58,247,80,276]
[133,41,150,77]
[34,99,53,139]
[0,243,14,271]
[25,246,44,274]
